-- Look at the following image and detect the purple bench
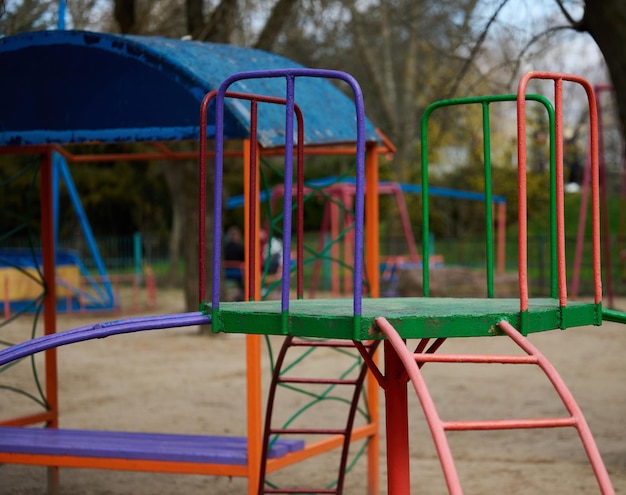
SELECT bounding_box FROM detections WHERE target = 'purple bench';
[0,426,304,465]
[0,313,304,470]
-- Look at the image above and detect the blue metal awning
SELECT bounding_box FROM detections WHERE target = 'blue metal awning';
[0,30,381,148]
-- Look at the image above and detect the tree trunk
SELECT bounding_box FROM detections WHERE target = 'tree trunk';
[582,1,626,137]
[114,0,135,34]
[185,0,204,38]
[254,0,297,50]
[181,158,214,314]
[161,161,185,287]
[195,0,237,42]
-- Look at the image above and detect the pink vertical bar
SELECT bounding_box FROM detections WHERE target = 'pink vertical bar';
[516,75,531,312]
[586,82,602,304]
[554,77,568,307]
[519,71,602,308]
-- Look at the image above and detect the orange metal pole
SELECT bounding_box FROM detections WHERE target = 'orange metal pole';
[365,143,380,495]
[243,139,263,495]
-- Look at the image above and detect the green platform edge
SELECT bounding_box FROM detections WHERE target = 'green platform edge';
[203,298,602,341]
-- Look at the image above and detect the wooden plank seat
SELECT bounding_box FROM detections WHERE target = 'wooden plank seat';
[0,427,304,466]
[208,297,602,340]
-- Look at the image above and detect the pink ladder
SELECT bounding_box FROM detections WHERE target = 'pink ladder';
[375,316,614,495]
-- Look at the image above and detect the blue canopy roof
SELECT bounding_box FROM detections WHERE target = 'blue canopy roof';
[0,30,381,148]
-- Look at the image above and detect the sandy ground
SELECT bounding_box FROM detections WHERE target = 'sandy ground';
[0,288,625,494]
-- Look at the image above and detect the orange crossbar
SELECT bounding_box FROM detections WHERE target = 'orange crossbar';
[264,423,378,473]
[0,453,248,477]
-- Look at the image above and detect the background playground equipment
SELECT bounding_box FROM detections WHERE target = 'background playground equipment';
[0,150,116,315]
[226,175,506,298]
[0,249,80,315]
[205,68,620,494]
[0,250,157,317]
[0,31,390,495]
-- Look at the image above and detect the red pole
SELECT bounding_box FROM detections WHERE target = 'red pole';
[40,149,58,430]
[383,340,411,493]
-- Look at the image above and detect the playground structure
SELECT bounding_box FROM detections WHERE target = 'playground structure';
[0,30,390,495]
[201,68,619,494]
[0,31,623,495]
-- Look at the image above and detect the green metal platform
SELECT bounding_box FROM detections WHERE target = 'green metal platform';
[207,297,602,340]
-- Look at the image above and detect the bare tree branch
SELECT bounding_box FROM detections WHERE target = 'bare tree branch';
[254,0,298,51]
[505,24,573,86]
[554,0,585,30]
[196,0,237,42]
[447,0,509,97]
[346,1,397,133]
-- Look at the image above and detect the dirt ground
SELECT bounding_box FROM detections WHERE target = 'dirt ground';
[0,288,625,494]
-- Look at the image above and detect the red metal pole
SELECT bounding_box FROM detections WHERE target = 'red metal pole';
[40,149,60,492]
[383,340,411,494]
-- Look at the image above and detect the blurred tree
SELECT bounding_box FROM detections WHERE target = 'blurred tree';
[0,0,55,34]
[561,1,626,152]
[273,0,501,184]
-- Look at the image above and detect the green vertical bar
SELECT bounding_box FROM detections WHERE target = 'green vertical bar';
[421,93,555,302]
[547,105,558,299]
[482,102,495,298]
[353,313,362,340]
[420,108,432,297]
[281,309,289,335]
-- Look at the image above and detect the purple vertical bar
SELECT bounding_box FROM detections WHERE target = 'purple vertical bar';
[281,76,295,312]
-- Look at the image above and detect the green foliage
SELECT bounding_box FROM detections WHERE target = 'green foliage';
[67,159,171,238]
[0,154,42,243]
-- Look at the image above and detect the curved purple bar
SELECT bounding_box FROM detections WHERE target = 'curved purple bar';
[0,312,211,367]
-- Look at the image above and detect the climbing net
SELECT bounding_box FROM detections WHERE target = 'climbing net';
[0,156,49,416]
